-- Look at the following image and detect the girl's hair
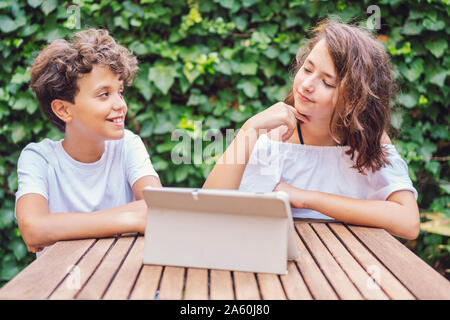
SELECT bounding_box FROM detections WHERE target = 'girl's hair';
[30,28,138,132]
[285,18,399,174]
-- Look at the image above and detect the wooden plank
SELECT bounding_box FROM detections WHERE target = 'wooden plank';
[210,270,234,300]
[296,223,363,299]
[349,225,450,300]
[0,239,94,300]
[184,268,208,300]
[329,223,414,300]
[311,223,388,300]
[129,265,162,300]
[279,261,313,300]
[75,237,134,299]
[49,238,115,299]
[233,271,260,300]
[103,236,144,300]
[256,273,286,300]
[293,222,338,300]
[158,266,185,300]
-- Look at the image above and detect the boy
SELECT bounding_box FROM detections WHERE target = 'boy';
[15,29,162,257]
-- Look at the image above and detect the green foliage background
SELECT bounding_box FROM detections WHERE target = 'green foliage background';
[0,0,449,287]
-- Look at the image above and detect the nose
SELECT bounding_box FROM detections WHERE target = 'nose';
[112,93,126,111]
[300,75,314,93]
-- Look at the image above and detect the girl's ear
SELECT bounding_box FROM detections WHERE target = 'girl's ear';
[51,99,73,124]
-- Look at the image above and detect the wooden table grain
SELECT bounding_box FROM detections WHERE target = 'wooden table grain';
[1,221,449,300]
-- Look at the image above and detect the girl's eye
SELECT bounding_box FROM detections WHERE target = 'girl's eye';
[303,67,311,73]
[323,81,335,88]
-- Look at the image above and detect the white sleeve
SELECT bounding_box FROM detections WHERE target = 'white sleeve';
[16,146,49,203]
[124,131,159,188]
[368,145,418,201]
[238,134,283,193]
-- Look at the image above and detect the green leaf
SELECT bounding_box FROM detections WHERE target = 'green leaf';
[41,0,57,15]
[399,59,424,82]
[422,18,445,31]
[397,92,418,109]
[237,62,258,75]
[175,165,189,182]
[0,15,18,33]
[114,16,129,30]
[438,180,450,195]
[0,255,21,281]
[7,239,28,261]
[11,68,30,85]
[427,69,449,88]
[420,142,437,162]
[402,20,423,35]
[425,39,448,58]
[12,97,29,110]
[8,170,18,191]
[28,0,43,8]
[390,109,404,130]
[237,80,259,98]
[0,208,14,229]
[148,65,178,94]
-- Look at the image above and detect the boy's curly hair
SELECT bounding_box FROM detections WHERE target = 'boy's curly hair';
[285,18,399,174]
[30,28,138,132]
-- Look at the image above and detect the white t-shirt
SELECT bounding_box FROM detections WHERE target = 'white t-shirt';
[15,129,159,256]
[239,134,418,220]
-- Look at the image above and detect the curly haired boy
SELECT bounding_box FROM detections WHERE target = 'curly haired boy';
[15,29,162,256]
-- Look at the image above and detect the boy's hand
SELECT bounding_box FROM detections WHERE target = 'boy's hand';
[244,102,309,142]
[26,244,44,253]
[124,199,147,235]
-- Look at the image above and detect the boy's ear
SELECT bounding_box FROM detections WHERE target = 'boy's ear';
[51,99,73,123]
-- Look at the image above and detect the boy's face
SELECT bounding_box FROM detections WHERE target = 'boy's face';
[67,64,127,140]
[292,39,339,124]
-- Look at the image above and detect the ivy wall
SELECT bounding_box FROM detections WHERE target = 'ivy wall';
[0,0,449,286]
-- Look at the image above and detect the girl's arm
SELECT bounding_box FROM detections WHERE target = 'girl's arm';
[275,182,420,240]
[203,102,306,189]
[16,175,162,252]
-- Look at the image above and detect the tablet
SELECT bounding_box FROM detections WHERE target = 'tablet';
[143,187,299,261]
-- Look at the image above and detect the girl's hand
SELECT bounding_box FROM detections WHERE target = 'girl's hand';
[244,102,309,142]
[274,182,308,208]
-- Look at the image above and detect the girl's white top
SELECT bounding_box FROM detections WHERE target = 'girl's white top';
[238,134,418,220]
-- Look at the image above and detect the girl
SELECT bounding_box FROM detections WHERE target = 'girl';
[203,19,420,240]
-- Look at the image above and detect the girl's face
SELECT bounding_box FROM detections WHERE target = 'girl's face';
[293,39,339,123]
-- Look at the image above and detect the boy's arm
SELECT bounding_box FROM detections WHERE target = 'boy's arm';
[16,194,147,252]
[275,182,420,240]
[132,175,162,200]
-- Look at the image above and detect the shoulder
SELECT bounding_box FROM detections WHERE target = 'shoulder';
[18,139,59,164]
[380,131,392,145]
[122,129,144,145]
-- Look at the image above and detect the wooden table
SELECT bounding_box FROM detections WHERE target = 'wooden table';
[1,221,449,300]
